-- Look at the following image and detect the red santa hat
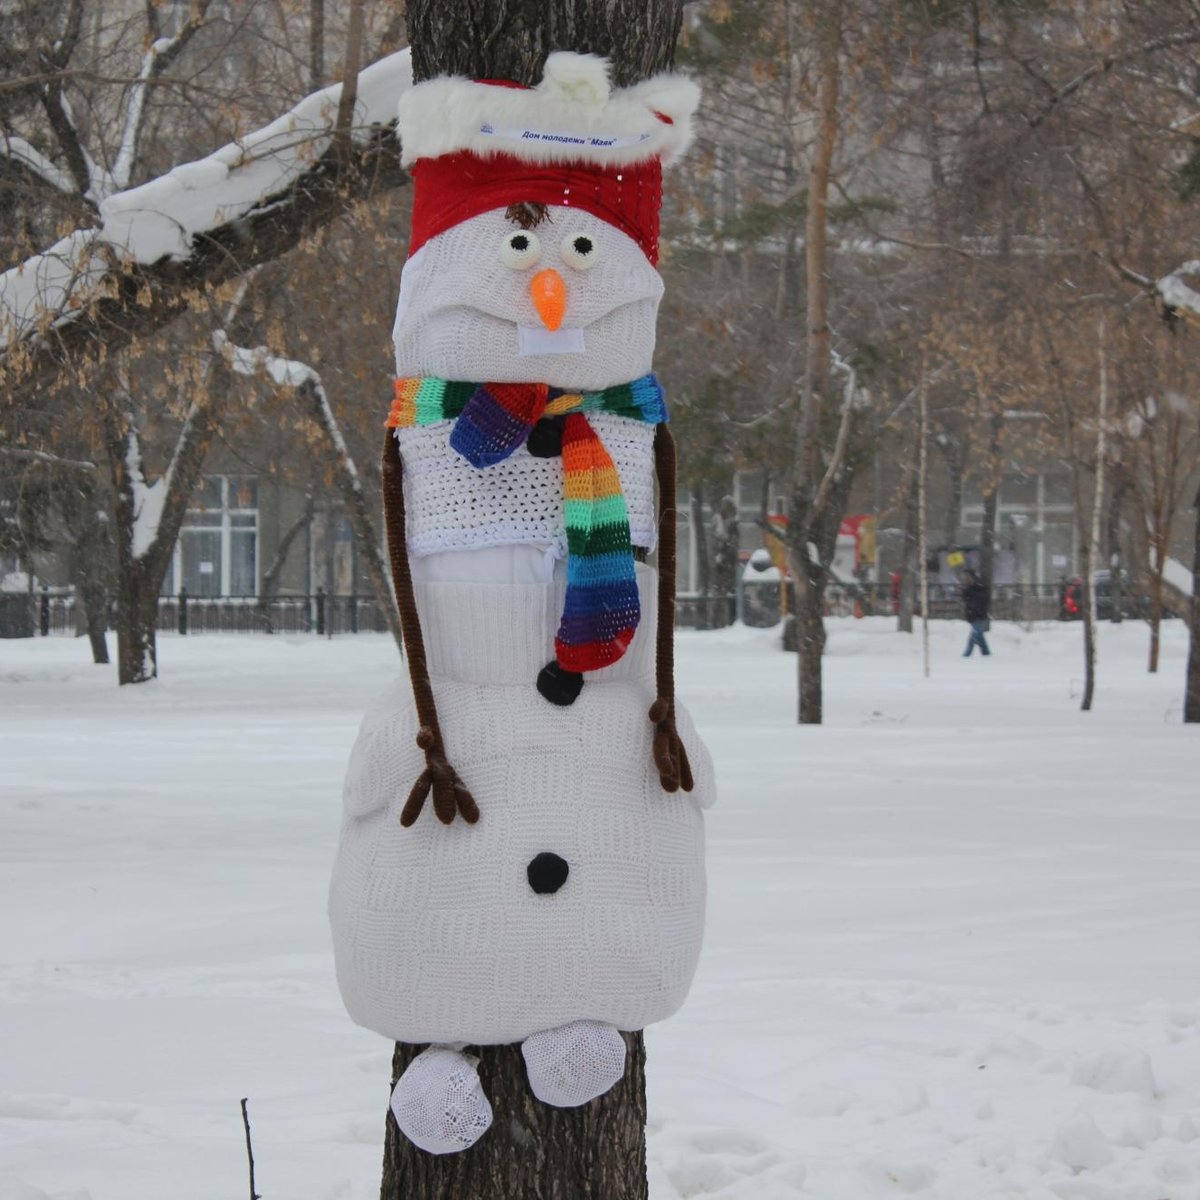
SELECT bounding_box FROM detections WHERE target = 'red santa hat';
[396,52,700,265]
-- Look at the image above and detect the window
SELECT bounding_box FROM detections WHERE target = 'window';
[163,475,259,596]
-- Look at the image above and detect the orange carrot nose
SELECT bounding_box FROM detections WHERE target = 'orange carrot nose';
[530,268,567,331]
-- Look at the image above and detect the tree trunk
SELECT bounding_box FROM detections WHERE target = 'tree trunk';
[979,409,1003,592]
[1148,541,1165,673]
[257,495,314,632]
[309,0,324,88]
[793,558,828,725]
[690,485,711,629]
[408,0,683,87]
[1080,531,1097,711]
[104,282,264,683]
[979,486,999,593]
[73,504,111,665]
[789,0,841,724]
[382,1036,647,1199]
[113,560,159,684]
[1105,467,1125,624]
[1185,486,1200,723]
[1083,328,1107,710]
[898,465,918,634]
[379,4,684,1195]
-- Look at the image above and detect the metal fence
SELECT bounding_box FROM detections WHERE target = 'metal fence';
[14,587,396,639]
[8,579,1159,640]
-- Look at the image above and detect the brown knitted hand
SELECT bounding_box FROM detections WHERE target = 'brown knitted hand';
[649,698,694,794]
[400,727,480,827]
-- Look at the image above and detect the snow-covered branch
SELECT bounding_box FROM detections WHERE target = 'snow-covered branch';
[216,333,403,653]
[1027,26,1200,130]
[0,445,97,471]
[109,1,216,196]
[0,49,412,404]
[1157,261,1200,325]
[0,132,75,195]
[810,350,870,521]
[214,334,365,497]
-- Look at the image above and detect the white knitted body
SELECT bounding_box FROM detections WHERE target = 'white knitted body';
[392,209,663,390]
[329,568,713,1046]
[395,415,657,564]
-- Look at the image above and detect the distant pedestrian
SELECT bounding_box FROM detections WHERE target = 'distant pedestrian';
[961,569,991,657]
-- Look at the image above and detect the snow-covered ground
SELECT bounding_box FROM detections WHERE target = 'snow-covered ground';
[1,617,1198,1200]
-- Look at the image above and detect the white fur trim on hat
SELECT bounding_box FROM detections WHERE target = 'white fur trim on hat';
[397,51,699,169]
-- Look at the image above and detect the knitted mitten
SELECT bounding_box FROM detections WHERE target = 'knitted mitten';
[521,1020,627,1107]
[390,1046,493,1155]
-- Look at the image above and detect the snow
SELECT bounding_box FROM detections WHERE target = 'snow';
[1,617,1199,1199]
[0,572,33,594]
[0,50,413,348]
[1157,261,1200,323]
[124,432,166,561]
[0,134,74,195]
[1162,555,1194,598]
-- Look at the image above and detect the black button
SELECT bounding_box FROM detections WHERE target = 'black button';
[527,852,570,895]
[537,660,584,706]
[527,416,566,458]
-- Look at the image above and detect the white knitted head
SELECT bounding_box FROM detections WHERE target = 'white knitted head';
[392,207,663,389]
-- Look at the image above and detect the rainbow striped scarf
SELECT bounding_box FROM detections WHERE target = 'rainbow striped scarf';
[388,374,667,673]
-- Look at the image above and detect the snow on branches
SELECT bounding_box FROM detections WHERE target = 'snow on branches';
[1156,261,1200,326]
[0,48,413,391]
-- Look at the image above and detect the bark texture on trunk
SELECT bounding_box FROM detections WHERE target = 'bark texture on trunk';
[381,1035,648,1200]
[793,559,828,724]
[379,4,682,1194]
[408,0,683,86]
[73,505,111,665]
[1186,487,1200,723]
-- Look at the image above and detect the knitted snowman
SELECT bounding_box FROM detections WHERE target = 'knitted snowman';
[329,52,714,1156]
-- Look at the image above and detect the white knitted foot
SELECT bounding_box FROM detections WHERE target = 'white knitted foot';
[522,1020,627,1107]
[390,1046,493,1155]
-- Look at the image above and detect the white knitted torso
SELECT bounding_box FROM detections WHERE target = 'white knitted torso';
[329,570,713,1045]
[396,412,657,564]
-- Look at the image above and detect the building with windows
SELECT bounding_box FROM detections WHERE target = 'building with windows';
[161,475,260,598]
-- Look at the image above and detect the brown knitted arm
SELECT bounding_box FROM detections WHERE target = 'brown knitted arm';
[650,424,694,794]
[381,431,479,826]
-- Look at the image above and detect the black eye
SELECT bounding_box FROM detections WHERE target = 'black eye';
[499,230,541,268]
[561,232,599,270]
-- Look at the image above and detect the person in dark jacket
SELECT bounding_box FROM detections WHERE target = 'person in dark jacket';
[961,569,991,657]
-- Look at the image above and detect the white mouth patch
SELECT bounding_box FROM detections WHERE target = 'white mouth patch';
[517,326,586,356]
